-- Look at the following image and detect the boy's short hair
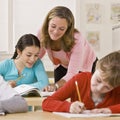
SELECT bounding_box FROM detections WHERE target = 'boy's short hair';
[96,50,120,87]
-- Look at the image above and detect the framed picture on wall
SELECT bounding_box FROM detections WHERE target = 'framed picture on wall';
[83,2,102,55]
[86,3,103,24]
[111,3,120,24]
[78,0,114,57]
[86,31,100,52]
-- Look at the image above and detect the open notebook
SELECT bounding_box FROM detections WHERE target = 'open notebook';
[53,110,120,118]
[14,84,54,97]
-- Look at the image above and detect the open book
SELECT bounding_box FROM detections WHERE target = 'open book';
[14,84,54,97]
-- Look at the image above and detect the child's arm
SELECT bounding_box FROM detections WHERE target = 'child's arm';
[0,95,28,114]
[90,108,112,114]
[108,104,120,113]
[90,104,120,114]
[30,59,49,90]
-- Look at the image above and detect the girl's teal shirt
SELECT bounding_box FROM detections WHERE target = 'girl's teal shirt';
[0,58,49,90]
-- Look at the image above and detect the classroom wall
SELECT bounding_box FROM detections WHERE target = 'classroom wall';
[0,0,120,71]
[112,24,120,51]
[0,0,77,71]
[79,0,120,58]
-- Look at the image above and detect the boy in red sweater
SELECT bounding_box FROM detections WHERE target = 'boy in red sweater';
[42,50,120,114]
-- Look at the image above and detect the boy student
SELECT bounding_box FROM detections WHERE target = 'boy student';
[42,50,120,114]
[0,75,28,114]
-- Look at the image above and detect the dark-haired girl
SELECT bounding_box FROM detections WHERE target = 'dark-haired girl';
[0,34,49,90]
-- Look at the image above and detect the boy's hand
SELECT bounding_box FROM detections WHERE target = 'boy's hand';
[69,101,85,114]
[90,108,112,114]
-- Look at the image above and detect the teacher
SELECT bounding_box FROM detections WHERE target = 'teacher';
[37,6,97,91]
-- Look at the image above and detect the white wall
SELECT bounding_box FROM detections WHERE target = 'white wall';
[0,0,77,71]
[13,0,76,45]
[79,0,114,58]
[13,0,77,71]
[0,0,120,70]
[0,0,8,52]
[112,24,120,51]
[0,0,77,53]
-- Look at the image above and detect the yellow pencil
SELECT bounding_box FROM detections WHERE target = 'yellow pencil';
[15,74,24,82]
[75,81,81,102]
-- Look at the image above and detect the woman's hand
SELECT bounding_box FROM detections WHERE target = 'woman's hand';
[69,101,85,114]
[43,84,57,92]
[90,108,112,114]
[8,80,16,88]
[43,79,66,92]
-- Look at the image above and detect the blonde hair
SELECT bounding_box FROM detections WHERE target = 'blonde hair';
[96,50,120,87]
[40,6,77,52]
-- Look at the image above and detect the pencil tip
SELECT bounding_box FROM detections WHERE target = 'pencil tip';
[75,81,77,85]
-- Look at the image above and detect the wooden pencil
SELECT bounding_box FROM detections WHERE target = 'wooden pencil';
[75,81,81,102]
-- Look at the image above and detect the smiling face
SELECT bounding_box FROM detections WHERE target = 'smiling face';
[48,17,68,41]
[91,70,114,95]
[18,46,40,68]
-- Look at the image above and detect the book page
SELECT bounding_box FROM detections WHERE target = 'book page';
[53,111,112,118]
[14,84,38,95]
[40,91,54,97]
[14,84,55,97]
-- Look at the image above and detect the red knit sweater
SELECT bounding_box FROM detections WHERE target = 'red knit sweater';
[42,72,120,113]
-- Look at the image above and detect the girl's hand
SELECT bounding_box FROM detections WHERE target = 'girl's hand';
[43,84,56,92]
[90,108,112,114]
[8,81,16,88]
[69,101,85,114]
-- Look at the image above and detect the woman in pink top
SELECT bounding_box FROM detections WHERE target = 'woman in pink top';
[37,6,97,91]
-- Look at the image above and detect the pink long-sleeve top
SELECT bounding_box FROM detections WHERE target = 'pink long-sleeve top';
[38,32,96,81]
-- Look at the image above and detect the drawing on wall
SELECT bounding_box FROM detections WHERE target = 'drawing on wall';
[86,31,100,51]
[111,3,120,24]
[86,3,102,24]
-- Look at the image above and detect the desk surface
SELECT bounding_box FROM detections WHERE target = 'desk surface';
[1,111,120,120]
[24,97,45,106]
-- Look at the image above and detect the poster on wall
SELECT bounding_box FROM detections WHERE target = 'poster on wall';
[111,3,120,24]
[86,31,100,52]
[86,3,103,24]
